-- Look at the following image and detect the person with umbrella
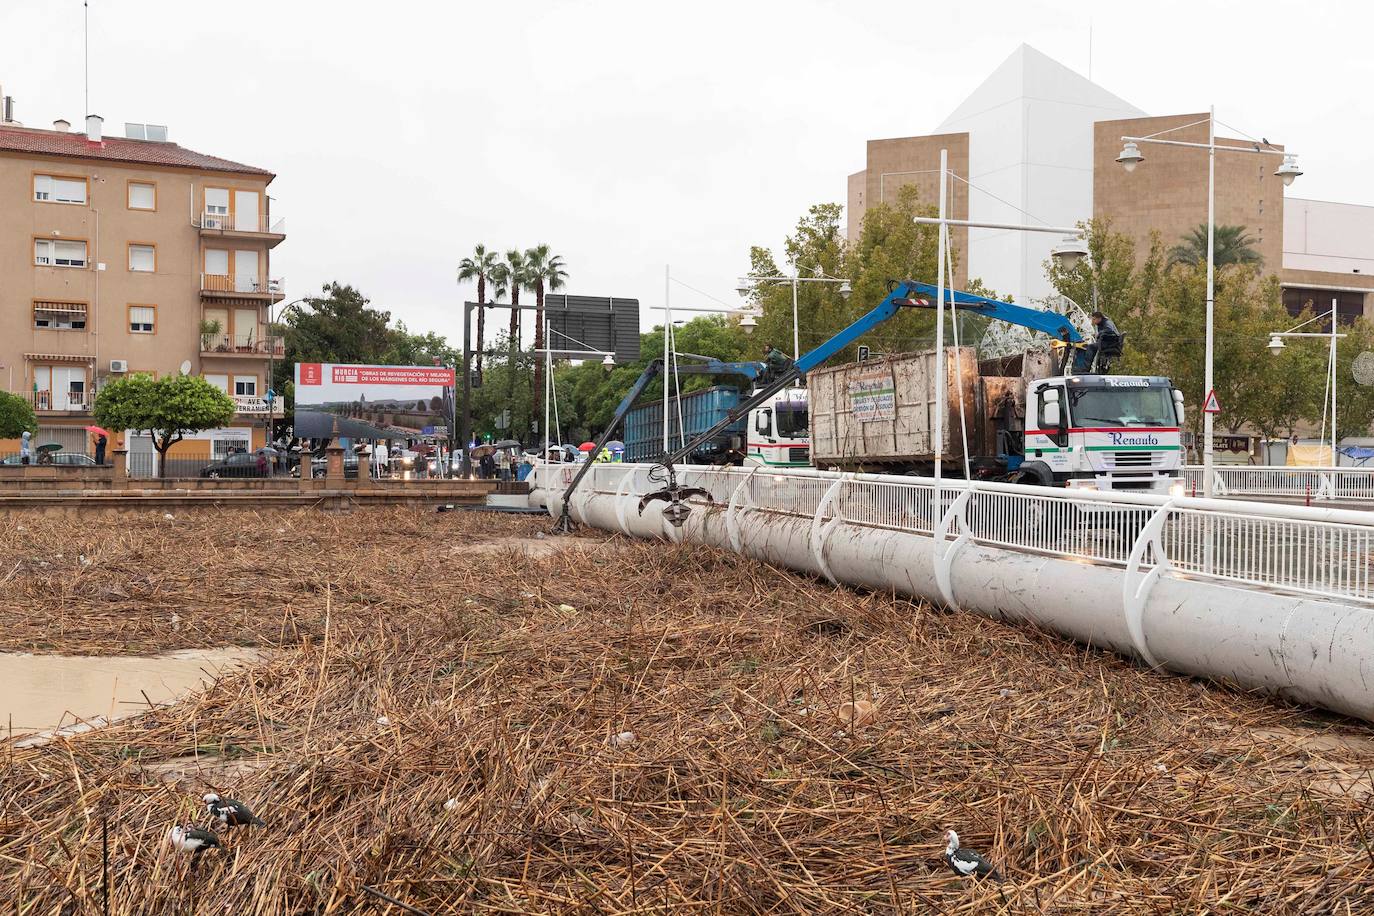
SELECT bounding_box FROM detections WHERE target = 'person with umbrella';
[86,426,111,465]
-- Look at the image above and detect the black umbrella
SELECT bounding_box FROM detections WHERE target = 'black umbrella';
[36,443,63,453]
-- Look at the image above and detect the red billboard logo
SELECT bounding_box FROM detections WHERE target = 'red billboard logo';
[299,363,323,386]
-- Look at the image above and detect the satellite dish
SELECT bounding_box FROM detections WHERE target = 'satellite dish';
[179,360,192,376]
[1353,351,1374,387]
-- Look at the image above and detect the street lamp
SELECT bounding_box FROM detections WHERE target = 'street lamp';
[1268,300,1344,461]
[736,265,851,359]
[1118,107,1303,496]
[739,312,757,333]
[601,353,616,370]
[1050,236,1090,272]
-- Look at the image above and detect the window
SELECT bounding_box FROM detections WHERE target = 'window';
[128,181,155,210]
[233,376,257,397]
[205,187,229,227]
[34,301,88,330]
[205,248,229,276]
[129,305,156,334]
[204,373,229,393]
[34,174,87,204]
[35,239,88,267]
[1283,288,1366,327]
[128,244,155,272]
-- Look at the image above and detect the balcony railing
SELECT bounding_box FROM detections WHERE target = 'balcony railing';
[30,389,89,411]
[200,332,285,357]
[197,212,286,235]
[233,394,282,415]
[200,274,284,296]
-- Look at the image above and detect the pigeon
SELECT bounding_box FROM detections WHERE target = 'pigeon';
[203,793,265,828]
[943,829,1003,881]
[168,823,221,858]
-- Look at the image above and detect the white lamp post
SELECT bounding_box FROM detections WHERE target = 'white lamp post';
[1268,298,1344,461]
[1117,108,1303,496]
[736,266,851,359]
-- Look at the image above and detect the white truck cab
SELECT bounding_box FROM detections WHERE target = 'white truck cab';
[1024,375,1185,494]
[745,387,810,468]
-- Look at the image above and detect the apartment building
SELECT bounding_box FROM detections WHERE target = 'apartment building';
[0,105,285,465]
[846,45,1374,320]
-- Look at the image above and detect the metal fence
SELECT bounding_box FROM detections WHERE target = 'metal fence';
[560,464,1374,606]
[1184,465,1374,502]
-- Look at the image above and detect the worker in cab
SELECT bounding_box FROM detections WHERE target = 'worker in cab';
[1076,311,1124,374]
[761,342,793,384]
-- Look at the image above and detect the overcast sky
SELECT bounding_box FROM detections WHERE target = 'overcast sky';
[5,0,1372,344]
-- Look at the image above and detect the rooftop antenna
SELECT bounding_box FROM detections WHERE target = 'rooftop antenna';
[84,1,89,118]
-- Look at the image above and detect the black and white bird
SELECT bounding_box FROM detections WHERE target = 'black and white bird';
[168,824,221,858]
[204,792,265,828]
[942,829,1003,882]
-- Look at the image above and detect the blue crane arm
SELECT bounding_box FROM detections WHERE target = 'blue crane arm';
[902,282,1083,343]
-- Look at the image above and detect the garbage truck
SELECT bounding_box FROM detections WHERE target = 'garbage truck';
[808,346,1185,493]
[623,385,810,467]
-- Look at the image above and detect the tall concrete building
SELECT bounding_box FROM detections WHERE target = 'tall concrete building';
[0,99,285,465]
[847,45,1374,320]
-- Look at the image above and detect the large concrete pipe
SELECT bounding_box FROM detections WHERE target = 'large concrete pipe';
[547,466,1374,723]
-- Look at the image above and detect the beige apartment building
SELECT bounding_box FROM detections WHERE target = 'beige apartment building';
[0,109,285,466]
[846,45,1374,323]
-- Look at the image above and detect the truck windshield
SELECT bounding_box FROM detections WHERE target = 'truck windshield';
[1069,386,1175,427]
[775,403,809,438]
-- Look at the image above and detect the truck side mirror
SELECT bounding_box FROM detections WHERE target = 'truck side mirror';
[1044,402,1061,428]
[1172,389,1185,425]
[755,408,772,436]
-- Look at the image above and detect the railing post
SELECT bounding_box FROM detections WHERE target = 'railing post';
[809,474,850,584]
[112,448,128,489]
[1121,499,1174,669]
[933,483,974,609]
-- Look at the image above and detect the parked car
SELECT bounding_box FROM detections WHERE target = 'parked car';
[200,453,269,478]
[2,453,99,466]
[290,454,359,479]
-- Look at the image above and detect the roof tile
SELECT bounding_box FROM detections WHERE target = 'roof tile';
[0,126,272,177]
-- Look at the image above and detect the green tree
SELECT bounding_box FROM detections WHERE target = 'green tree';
[383,321,459,367]
[272,282,396,421]
[1044,218,1165,323]
[0,390,38,439]
[1336,319,1374,442]
[94,374,235,477]
[1168,224,1262,269]
[524,244,568,438]
[457,244,499,374]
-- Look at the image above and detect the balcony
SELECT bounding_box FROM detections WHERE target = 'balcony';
[196,211,287,248]
[30,389,89,413]
[200,332,285,359]
[233,394,283,417]
[200,274,285,302]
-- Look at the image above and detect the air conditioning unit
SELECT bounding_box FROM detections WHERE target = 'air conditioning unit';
[109,359,128,373]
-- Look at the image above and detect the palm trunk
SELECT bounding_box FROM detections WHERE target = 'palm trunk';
[505,286,521,415]
[533,282,545,440]
[475,276,486,374]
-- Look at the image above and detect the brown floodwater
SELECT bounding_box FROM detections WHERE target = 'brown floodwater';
[0,648,262,739]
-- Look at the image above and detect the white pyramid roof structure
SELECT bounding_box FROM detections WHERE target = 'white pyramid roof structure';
[936,44,1145,305]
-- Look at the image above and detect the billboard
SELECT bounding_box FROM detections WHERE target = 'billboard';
[543,295,641,363]
[293,363,455,440]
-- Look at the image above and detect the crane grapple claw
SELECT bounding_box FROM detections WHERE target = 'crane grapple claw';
[637,486,712,527]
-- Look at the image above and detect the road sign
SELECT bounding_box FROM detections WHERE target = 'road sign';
[1203,389,1221,414]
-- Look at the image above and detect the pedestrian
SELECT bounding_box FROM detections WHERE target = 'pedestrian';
[255,449,269,477]
[371,440,386,479]
[20,430,32,465]
[94,433,107,465]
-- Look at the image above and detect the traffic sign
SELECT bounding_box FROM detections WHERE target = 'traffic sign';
[1203,389,1221,414]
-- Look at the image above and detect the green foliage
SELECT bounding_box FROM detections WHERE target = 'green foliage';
[1168,224,1262,269]
[1044,218,1164,318]
[383,322,458,367]
[0,390,38,439]
[1336,320,1374,442]
[458,244,500,372]
[94,374,235,475]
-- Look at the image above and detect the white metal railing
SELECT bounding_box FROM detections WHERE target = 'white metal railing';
[198,212,285,234]
[554,464,1374,606]
[200,274,285,295]
[1185,465,1374,502]
[30,389,88,411]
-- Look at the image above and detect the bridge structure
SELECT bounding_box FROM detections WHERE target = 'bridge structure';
[1184,464,1374,505]
[539,463,1374,724]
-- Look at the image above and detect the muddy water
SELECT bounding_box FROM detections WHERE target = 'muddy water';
[0,648,262,737]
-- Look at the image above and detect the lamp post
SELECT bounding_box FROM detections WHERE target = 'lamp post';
[1268,298,1344,462]
[735,267,851,359]
[1116,108,1303,495]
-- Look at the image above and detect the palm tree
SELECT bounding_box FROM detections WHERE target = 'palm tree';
[457,244,498,374]
[524,245,569,439]
[491,249,531,416]
[1168,224,1262,269]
